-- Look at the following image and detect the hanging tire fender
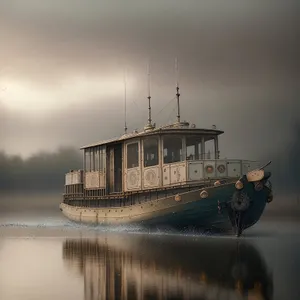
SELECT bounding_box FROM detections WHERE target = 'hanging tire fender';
[231,191,250,212]
[253,180,264,192]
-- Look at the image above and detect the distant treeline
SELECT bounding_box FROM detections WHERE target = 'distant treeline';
[0,122,299,193]
[0,147,82,191]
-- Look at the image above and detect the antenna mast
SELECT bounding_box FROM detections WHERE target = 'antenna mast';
[175,57,181,123]
[147,62,152,126]
[124,69,128,134]
[144,61,155,131]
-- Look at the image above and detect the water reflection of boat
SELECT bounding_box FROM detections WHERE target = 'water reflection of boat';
[62,234,273,300]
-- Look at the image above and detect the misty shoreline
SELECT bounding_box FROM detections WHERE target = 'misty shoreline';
[1,127,299,221]
[1,121,299,193]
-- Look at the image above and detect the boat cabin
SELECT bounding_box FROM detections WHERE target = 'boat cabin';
[65,122,259,197]
[64,67,260,198]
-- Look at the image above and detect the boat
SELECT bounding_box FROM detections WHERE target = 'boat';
[59,63,273,236]
[63,233,273,300]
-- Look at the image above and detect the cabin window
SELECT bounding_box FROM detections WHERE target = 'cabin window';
[144,137,159,167]
[94,147,99,171]
[127,142,139,168]
[85,149,91,172]
[91,149,95,171]
[186,144,195,160]
[102,147,106,172]
[205,139,215,159]
[163,136,183,164]
[84,147,106,172]
[99,147,104,171]
[186,136,202,160]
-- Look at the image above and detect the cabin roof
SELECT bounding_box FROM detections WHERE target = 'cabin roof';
[80,123,224,150]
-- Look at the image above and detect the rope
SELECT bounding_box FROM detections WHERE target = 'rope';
[167,104,177,124]
[154,96,176,118]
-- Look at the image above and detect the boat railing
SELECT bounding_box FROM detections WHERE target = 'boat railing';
[186,152,218,160]
[157,158,259,190]
[65,169,83,185]
[64,159,260,194]
[62,179,220,207]
[185,158,260,181]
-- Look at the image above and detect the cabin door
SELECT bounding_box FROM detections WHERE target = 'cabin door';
[113,144,123,192]
[106,144,123,194]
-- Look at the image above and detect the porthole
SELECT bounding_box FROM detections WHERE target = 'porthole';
[205,165,214,174]
[217,164,226,173]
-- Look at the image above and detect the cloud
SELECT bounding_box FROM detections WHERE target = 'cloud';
[0,0,298,85]
[1,83,298,160]
[0,0,299,158]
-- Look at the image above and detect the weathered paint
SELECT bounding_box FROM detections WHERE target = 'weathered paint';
[65,170,83,185]
[143,166,160,188]
[60,178,272,235]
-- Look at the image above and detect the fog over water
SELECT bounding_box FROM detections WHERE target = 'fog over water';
[1,0,299,158]
[0,2,299,299]
[0,1,299,199]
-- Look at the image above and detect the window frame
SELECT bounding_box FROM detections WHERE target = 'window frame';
[162,135,183,164]
[84,149,91,172]
[126,141,140,169]
[143,137,159,168]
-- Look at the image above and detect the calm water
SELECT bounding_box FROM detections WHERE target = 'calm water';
[0,194,299,300]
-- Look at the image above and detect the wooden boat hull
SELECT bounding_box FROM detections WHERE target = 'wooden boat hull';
[60,173,273,235]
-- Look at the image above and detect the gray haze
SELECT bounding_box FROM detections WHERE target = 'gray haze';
[0,0,299,160]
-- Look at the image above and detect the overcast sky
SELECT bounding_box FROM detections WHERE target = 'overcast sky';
[0,0,299,159]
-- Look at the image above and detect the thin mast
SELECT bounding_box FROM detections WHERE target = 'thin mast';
[147,62,152,126]
[175,57,181,123]
[124,69,128,134]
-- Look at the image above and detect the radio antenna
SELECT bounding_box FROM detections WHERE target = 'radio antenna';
[147,62,152,126]
[175,57,181,123]
[124,69,128,134]
[144,60,155,131]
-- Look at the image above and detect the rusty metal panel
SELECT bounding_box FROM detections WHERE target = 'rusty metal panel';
[143,166,160,188]
[125,168,141,190]
[227,161,242,178]
[170,163,186,184]
[85,171,100,189]
[162,165,171,186]
[187,161,204,181]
